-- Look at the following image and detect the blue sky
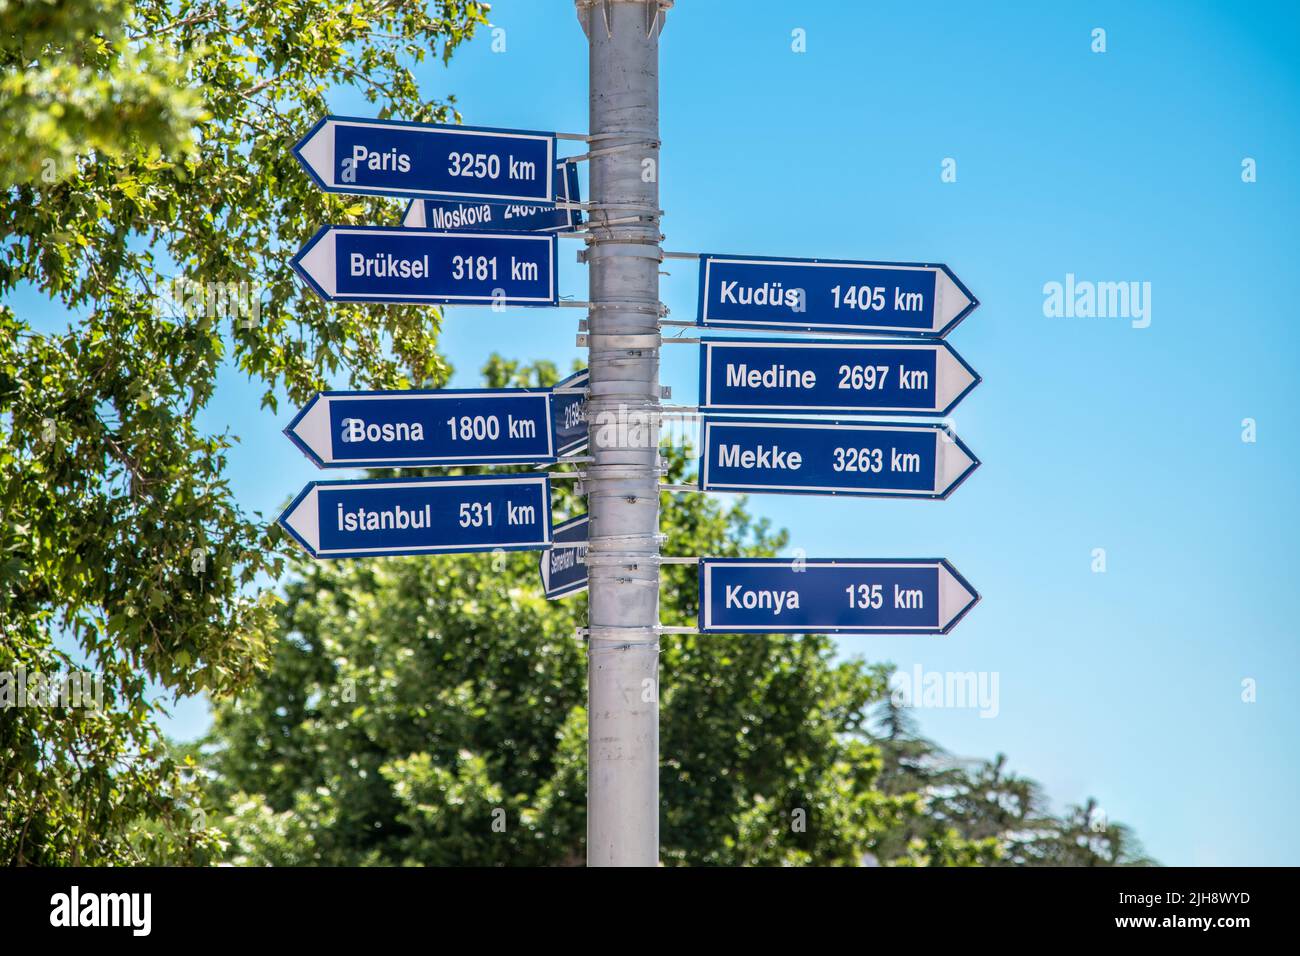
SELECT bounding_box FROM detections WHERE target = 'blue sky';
[18,0,1300,865]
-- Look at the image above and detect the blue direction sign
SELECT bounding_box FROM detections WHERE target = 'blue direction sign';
[550,368,588,457]
[402,162,582,233]
[294,115,556,203]
[699,418,978,499]
[540,514,589,599]
[698,558,979,635]
[285,388,556,468]
[278,474,552,559]
[696,254,977,337]
[292,226,558,306]
[699,338,980,417]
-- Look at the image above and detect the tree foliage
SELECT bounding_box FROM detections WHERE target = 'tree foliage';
[1,0,488,865]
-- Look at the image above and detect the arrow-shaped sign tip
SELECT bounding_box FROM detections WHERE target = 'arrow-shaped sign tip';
[293,118,335,187]
[935,346,980,413]
[937,268,977,328]
[285,394,332,467]
[936,431,980,497]
[291,228,336,299]
[278,485,321,556]
[937,562,979,633]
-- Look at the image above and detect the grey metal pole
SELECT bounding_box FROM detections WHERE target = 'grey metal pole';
[576,0,667,867]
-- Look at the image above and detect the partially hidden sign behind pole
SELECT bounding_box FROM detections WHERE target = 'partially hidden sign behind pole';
[550,368,588,457]
[695,254,977,337]
[294,115,556,203]
[698,558,979,635]
[285,388,556,468]
[540,514,588,599]
[278,474,551,559]
[403,162,582,233]
[699,418,978,500]
[292,227,558,306]
[699,338,980,416]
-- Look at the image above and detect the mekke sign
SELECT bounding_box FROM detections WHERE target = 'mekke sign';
[699,418,979,500]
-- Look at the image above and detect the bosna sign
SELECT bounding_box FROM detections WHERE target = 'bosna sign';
[698,558,979,635]
[284,388,558,468]
[695,254,977,337]
[293,115,557,203]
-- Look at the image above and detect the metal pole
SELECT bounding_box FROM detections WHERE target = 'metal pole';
[576,0,667,867]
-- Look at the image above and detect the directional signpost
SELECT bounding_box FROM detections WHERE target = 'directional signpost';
[695,254,977,337]
[699,338,980,416]
[540,514,589,600]
[294,115,556,203]
[699,418,979,499]
[698,558,979,635]
[403,162,582,233]
[292,226,558,306]
[284,388,557,468]
[277,473,551,560]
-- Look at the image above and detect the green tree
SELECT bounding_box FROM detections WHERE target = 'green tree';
[1,0,488,865]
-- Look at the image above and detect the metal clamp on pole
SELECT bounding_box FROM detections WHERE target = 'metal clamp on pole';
[576,623,694,642]
[577,332,662,350]
[564,216,654,236]
[586,550,655,568]
[582,242,664,261]
[562,139,661,164]
[580,625,661,649]
[575,299,667,317]
[586,532,669,549]
[582,461,669,480]
[569,200,665,217]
